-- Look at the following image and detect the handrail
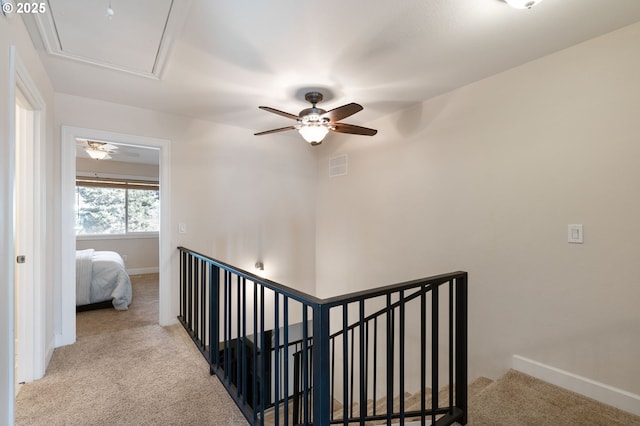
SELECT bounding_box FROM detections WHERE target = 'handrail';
[177,246,468,425]
[178,247,325,306]
[320,271,466,307]
[179,245,463,307]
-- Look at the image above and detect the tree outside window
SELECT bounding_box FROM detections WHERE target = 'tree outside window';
[75,178,159,235]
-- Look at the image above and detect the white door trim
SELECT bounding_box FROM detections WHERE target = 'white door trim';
[14,53,48,382]
[2,44,17,426]
[58,127,173,347]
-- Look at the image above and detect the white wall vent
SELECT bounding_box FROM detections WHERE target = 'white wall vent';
[329,154,348,177]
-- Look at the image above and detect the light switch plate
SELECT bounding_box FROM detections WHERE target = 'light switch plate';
[568,224,583,244]
[178,223,187,234]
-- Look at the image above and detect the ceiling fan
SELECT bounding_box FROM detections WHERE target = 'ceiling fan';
[84,140,118,160]
[254,92,377,145]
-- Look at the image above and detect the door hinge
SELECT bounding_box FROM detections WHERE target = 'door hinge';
[16,255,26,264]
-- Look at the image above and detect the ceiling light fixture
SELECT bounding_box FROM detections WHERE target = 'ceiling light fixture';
[296,115,331,144]
[106,1,114,18]
[84,141,117,160]
[295,108,332,144]
[298,125,330,144]
[504,0,543,9]
[86,147,111,160]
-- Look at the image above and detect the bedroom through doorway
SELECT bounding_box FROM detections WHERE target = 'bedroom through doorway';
[74,141,161,336]
[60,126,172,348]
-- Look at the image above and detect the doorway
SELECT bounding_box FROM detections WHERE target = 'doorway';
[59,127,172,347]
[74,141,161,334]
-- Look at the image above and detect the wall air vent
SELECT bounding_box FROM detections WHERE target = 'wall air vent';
[329,154,348,177]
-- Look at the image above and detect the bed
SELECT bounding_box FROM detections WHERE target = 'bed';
[76,249,132,310]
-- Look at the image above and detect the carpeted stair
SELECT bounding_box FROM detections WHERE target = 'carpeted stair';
[263,371,640,426]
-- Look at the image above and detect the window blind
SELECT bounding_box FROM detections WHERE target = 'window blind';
[76,176,159,191]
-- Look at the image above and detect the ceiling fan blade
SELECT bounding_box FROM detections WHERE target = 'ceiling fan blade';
[258,106,299,120]
[254,126,297,136]
[331,123,377,136]
[322,103,363,122]
[87,141,118,151]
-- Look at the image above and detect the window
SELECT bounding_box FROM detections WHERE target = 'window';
[75,177,159,235]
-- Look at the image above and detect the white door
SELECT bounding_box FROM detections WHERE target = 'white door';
[14,88,36,386]
[13,60,46,385]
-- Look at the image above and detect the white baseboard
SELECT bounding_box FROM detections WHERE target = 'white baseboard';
[513,355,640,417]
[54,332,75,348]
[127,267,159,275]
[45,340,55,369]
[160,317,179,327]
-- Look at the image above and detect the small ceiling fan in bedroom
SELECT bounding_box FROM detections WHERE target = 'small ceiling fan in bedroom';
[82,140,119,160]
[254,91,377,145]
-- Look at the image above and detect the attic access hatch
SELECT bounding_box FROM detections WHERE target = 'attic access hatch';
[26,0,190,79]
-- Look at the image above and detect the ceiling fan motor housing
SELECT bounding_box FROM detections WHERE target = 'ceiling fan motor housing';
[304,91,323,105]
[300,92,329,123]
[299,107,328,122]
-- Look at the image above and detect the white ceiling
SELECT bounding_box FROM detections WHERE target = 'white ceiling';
[75,139,160,165]
[23,0,640,134]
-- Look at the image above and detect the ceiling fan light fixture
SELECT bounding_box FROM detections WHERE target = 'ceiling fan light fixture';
[86,147,111,160]
[255,91,377,144]
[504,0,543,9]
[298,124,329,144]
[84,141,116,160]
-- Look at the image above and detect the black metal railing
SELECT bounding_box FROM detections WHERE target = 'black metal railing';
[178,246,467,425]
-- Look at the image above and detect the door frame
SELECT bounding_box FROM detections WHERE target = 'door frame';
[2,44,18,426]
[14,70,47,383]
[59,126,172,347]
[2,45,48,426]
[14,51,48,382]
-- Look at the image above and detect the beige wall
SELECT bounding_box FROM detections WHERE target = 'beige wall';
[315,22,640,395]
[0,15,56,423]
[56,93,318,296]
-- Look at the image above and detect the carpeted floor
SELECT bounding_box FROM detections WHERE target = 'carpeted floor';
[15,274,248,426]
[466,369,640,426]
[76,274,160,337]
